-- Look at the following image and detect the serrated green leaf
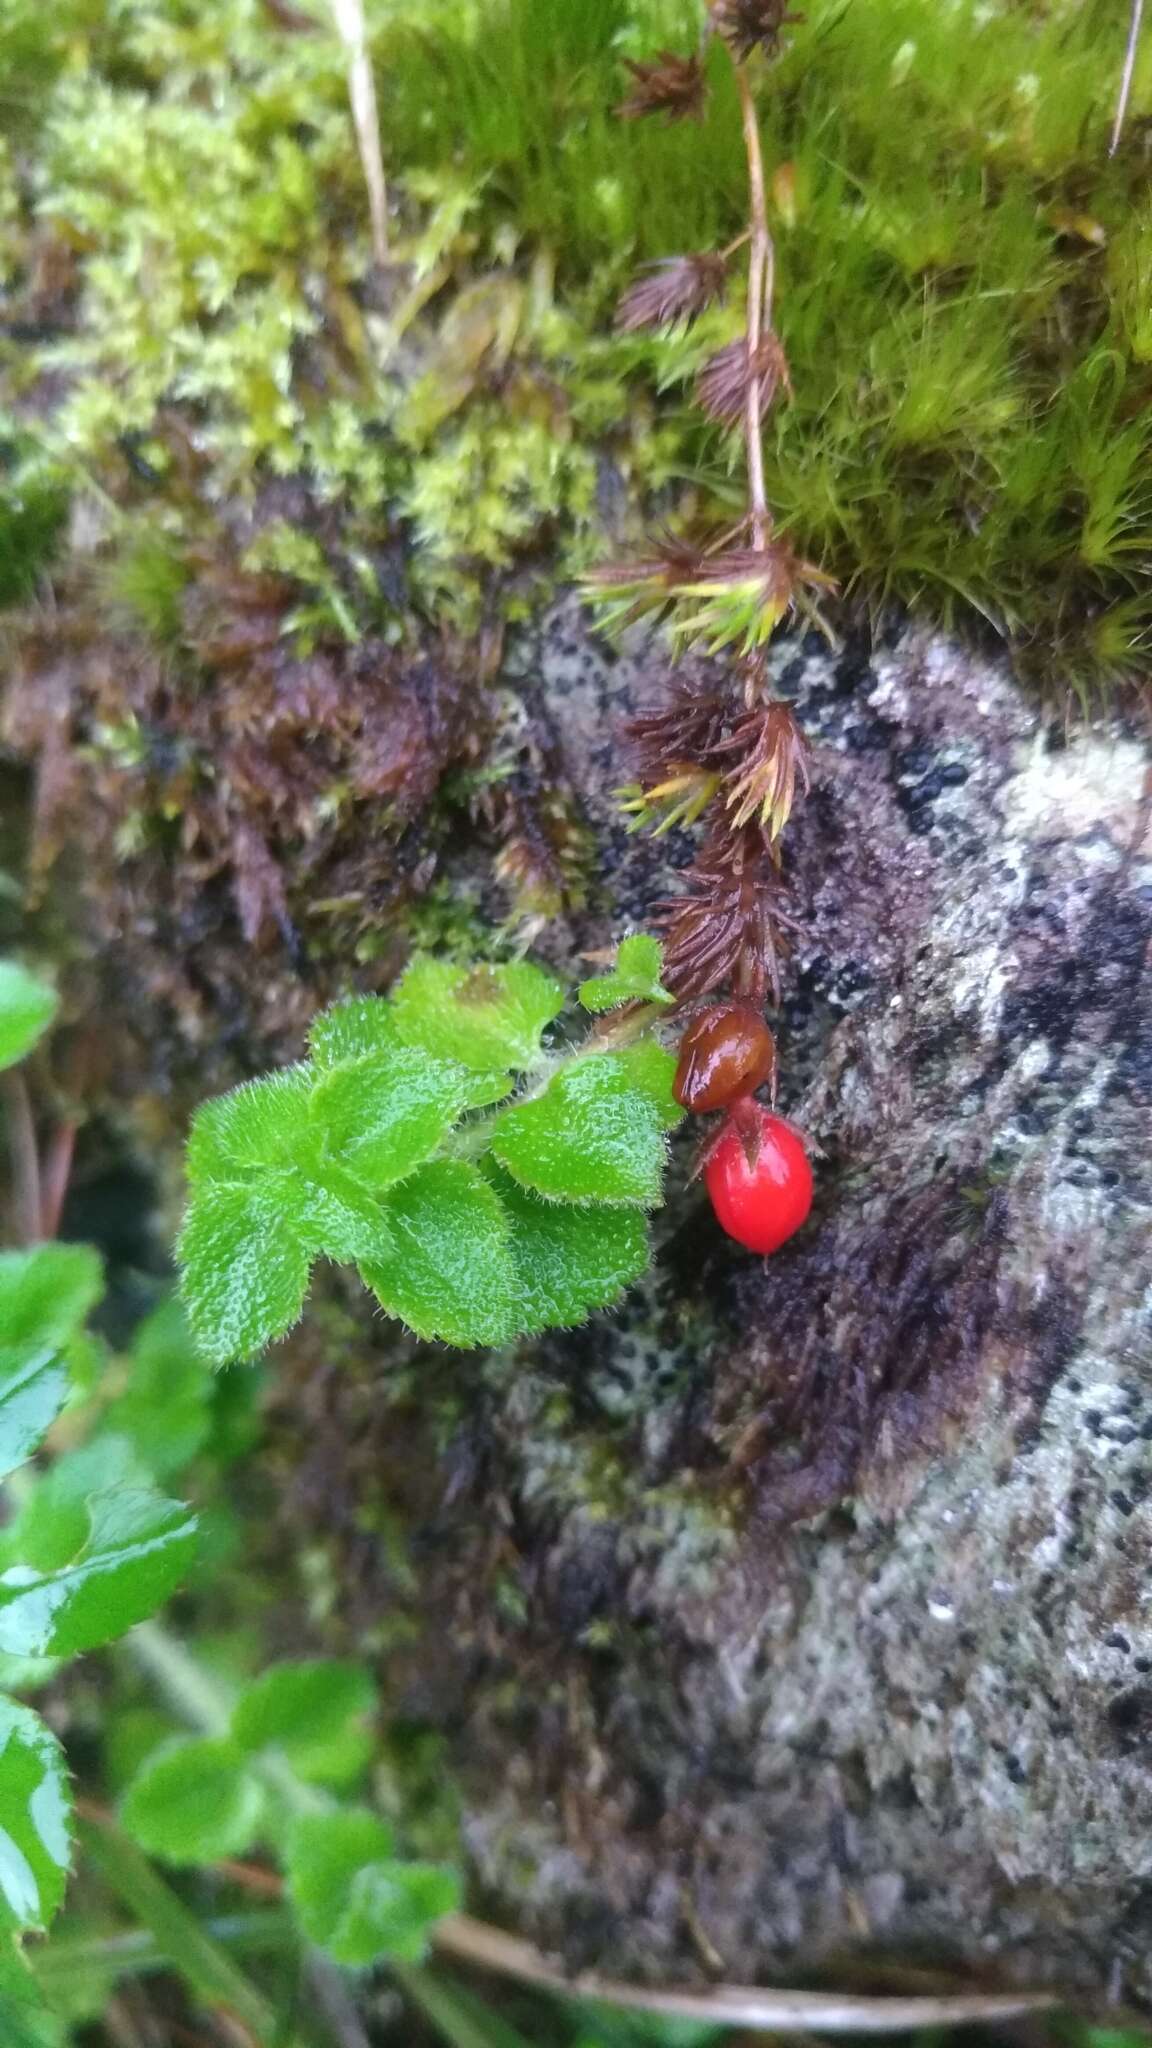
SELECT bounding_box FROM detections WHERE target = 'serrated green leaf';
[102,1298,211,1481]
[0,1357,69,1488]
[310,995,401,1067]
[578,935,673,1013]
[179,1182,312,1366]
[485,1166,649,1330]
[120,1738,264,1865]
[0,1489,197,1658]
[363,1161,518,1347]
[0,1247,103,1358]
[0,1699,71,1934]
[0,966,57,1074]
[490,1048,680,1207]
[309,1048,469,1188]
[272,1164,394,1267]
[285,1810,459,1967]
[311,998,509,1106]
[232,1659,376,1788]
[185,1067,314,1186]
[391,958,563,1073]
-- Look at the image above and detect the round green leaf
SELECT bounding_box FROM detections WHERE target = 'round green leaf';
[120,1738,263,1865]
[490,1051,675,1207]
[0,1699,71,1933]
[0,1247,103,1360]
[363,1161,518,1347]
[185,1067,314,1186]
[486,1166,649,1330]
[179,1183,312,1367]
[0,966,57,1074]
[285,1809,459,1967]
[390,958,563,1073]
[0,1488,198,1658]
[308,1048,470,1189]
[232,1659,377,1788]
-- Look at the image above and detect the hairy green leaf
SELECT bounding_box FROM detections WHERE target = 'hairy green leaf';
[0,1489,197,1658]
[390,958,563,1073]
[363,1161,518,1347]
[490,1048,679,1207]
[0,1699,71,1933]
[285,1810,459,1967]
[271,1164,394,1267]
[179,1183,312,1367]
[578,935,673,1013]
[120,1738,264,1865]
[309,995,401,1067]
[232,1659,377,1789]
[485,1166,649,1329]
[309,1049,470,1188]
[185,1067,314,1186]
[0,966,57,1074]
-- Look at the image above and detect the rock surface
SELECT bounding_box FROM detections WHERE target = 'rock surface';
[417,603,1152,2008]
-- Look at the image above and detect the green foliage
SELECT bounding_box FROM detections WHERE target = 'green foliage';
[0,963,57,1073]
[180,947,679,1363]
[120,1737,265,1865]
[579,936,673,1013]
[0,1700,71,1935]
[0,1231,203,1963]
[285,1808,460,1967]
[231,1658,376,1789]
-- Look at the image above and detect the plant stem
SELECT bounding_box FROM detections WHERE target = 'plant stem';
[1110,0,1145,154]
[2,1070,42,1247]
[733,58,774,551]
[39,1118,76,1240]
[75,1811,292,2046]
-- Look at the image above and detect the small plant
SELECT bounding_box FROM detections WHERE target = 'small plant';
[179,944,682,1364]
[586,1,818,1240]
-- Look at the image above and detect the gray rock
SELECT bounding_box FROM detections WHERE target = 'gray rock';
[445,601,1152,2007]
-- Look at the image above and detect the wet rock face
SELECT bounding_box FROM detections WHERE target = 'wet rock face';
[454,603,1152,2004]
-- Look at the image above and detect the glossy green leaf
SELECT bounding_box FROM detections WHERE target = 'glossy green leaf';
[578,935,673,1013]
[0,1488,197,1658]
[390,958,563,1073]
[486,1166,649,1330]
[103,1298,211,1480]
[363,1161,518,1347]
[0,1246,103,1358]
[0,1357,70,1488]
[232,1659,376,1788]
[490,1048,679,1207]
[0,1699,71,1933]
[185,1067,314,1186]
[308,1048,469,1188]
[0,965,57,1074]
[285,1810,460,1967]
[179,1182,312,1366]
[120,1738,264,1865]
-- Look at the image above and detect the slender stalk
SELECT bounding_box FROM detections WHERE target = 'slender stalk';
[38,1118,76,1239]
[2,1070,42,1247]
[734,59,774,550]
[1110,0,1145,155]
[75,1811,292,2047]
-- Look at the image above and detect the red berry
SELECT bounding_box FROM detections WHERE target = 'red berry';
[704,1106,813,1254]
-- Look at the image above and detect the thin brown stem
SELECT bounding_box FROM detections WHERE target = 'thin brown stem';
[734,59,774,549]
[2,1071,42,1247]
[39,1118,76,1240]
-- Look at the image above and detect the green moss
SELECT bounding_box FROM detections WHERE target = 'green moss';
[3,0,1151,681]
